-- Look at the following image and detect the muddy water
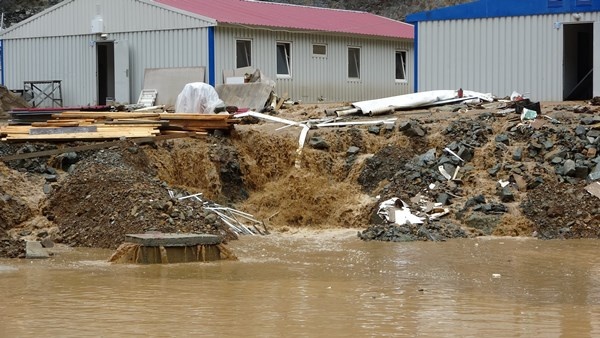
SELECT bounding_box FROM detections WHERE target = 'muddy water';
[2,231,600,337]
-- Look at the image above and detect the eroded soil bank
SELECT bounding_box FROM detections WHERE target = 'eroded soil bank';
[2,101,600,257]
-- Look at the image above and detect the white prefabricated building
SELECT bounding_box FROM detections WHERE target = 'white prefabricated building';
[0,0,414,107]
[407,0,600,101]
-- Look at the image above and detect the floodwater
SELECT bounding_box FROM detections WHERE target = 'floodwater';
[2,230,600,337]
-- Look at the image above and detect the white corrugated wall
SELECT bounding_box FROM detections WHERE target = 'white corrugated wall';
[3,28,209,106]
[416,12,600,101]
[215,27,413,103]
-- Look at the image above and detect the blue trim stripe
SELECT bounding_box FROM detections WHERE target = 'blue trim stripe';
[406,0,600,23]
[208,26,215,86]
[413,23,418,93]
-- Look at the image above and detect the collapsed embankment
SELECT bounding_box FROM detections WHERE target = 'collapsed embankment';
[2,101,600,257]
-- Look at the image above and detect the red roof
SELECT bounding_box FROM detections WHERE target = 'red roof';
[155,0,413,39]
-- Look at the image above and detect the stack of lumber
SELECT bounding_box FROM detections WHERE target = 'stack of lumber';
[159,113,238,133]
[0,111,239,142]
[1,111,162,141]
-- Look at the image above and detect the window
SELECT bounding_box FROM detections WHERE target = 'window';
[277,42,291,76]
[576,0,591,5]
[395,50,407,82]
[236,39,252,68]
[312,44,327,57]
[548,0,562,8]
[348,47,361,79]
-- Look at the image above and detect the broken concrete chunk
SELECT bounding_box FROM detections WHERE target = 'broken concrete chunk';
[26,241,49,259]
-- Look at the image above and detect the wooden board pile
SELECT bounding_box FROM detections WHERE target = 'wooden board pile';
[0,110,238,142]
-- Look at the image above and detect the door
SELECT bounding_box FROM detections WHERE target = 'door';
[96,40,130,105]
[563,23,593,100]
[113,40,130,104]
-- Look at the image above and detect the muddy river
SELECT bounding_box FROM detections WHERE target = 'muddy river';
[1,230,600,337]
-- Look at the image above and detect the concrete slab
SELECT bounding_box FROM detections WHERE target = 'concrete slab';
[26,241,50,259]
[125,233,222,247]
[215,82,275,110]
[142,67,206,108]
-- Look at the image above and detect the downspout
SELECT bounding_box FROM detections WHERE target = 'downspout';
[208,26,215,86]
[413,22,418,93]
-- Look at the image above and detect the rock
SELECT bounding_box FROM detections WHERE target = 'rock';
[41,238,55,248]
[512,147,523,161]
[44,174,58,182]
[437,193,450,205]
[488,164,501,177]
[465,213,501,235]
[574,165,589,178]
[588,164,600,181]
[563,159,576,176]
[367,126,381,135]
[309,137,329,150]
[347,146,360,155]
[403,124,426,137]
[499,186,515,202]
[575,125,587,137]
[43,183,53,194]
[495,134,509,145]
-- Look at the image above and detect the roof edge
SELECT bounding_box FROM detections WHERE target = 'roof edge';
[0,0,74,36]
[0,0,217,38]
[406,0,600,23]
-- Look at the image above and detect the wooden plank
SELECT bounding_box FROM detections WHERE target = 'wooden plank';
[276,92,288,111]
[0,133,194,162]
[159,113,233,120]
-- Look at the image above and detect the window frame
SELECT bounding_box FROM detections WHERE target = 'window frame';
[312,44,327,58]
[395,50,408,83]
[347,46,361,80]
[276,41,292,78]
[235,39,252,68]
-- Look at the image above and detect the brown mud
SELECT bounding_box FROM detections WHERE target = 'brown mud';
[2,101,600,257]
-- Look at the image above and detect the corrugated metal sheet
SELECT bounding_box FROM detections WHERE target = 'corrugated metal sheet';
[416,12,600,101]
[157,0,413,39]
[3,36,96,105]
[0,0,214,39]
[3,28,209,106]
[215,27,412,103]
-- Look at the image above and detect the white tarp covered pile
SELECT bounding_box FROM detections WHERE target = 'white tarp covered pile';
[175,82,224,114]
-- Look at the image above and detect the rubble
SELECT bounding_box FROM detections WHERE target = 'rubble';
[3,94,600,256]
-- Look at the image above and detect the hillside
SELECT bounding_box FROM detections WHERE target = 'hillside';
[0,0,469,28]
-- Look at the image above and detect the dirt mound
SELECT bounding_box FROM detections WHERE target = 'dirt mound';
[144,137,249,203]
[0,85,30,118]
[521,181,600,239]
[43,144,235,249]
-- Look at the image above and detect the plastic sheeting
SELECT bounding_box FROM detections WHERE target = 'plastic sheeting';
[175,82,224,114]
